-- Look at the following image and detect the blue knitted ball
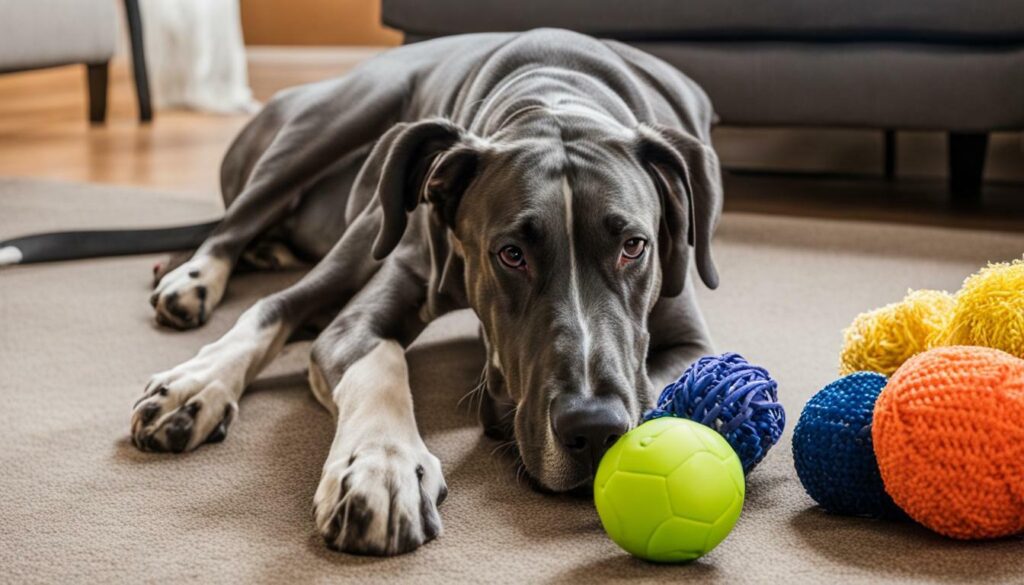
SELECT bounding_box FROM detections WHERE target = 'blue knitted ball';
[643,353,785,474]
[792,372,902,518]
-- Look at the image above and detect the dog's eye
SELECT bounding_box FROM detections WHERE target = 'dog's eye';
[498,245,527,269]
[621,238,646,261]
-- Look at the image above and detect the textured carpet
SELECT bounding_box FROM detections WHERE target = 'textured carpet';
[1,178,1022,584]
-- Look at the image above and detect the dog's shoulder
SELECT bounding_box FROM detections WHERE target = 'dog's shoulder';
[599,39,716,138]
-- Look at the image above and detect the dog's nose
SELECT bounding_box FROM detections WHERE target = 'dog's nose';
[551,393,630,473]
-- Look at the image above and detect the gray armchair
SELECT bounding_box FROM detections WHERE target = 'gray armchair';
[0,0,152,123]
[382,0,1024,203]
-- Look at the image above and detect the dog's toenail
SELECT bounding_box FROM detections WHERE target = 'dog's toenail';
[346,495,374,539]
[144,435,162,452]
[165,419,193,453]
[139,402,160,424]
[205,421,228,444]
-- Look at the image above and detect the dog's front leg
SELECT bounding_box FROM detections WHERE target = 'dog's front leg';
[131,207,388,452]
[130,299,292,452]
[308,259,445,556]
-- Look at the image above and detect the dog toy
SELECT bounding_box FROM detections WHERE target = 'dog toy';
[839,289,954,376]
[942,258,1024,358]
[873,346,1024,540]
[792,372,902,518]
[839,257,1024,376]
[644,353,784,473]
[594,417,744,562]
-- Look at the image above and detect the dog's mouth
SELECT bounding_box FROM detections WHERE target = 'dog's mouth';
[519,469,595,498]
[519,403,598,493]
[507,440,596,494]
[520,448,595,493]
[480,388,597,492]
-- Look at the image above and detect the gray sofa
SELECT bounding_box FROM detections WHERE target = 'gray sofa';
[381,0,1024,203]
[0,0,152,122]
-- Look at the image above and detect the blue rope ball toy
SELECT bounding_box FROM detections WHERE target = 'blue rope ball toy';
[643,353,785,474]
[792,372,902,518]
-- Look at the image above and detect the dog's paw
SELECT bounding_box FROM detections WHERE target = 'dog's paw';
[313,443,446,556]
[150,255,230,330]
[131,365,238,453]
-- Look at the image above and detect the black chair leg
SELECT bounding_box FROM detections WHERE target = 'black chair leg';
[883,129,897,180]
[948,132,987,207]
[86,62,109,124]
[124,0,153,122]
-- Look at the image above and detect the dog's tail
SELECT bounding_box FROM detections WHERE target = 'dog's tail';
[0,220,219,266]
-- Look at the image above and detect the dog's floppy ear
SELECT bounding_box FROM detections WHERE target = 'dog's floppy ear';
[371,118,481,260]
[636,124,722,295]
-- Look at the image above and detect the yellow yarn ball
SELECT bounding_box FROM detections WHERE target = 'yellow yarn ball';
[839,289,955,376]
[944,258,1024,358]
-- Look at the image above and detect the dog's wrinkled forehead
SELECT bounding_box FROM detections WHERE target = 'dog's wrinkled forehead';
[456,135,660,240]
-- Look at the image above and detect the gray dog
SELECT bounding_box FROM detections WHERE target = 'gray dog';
[5,28,723,555]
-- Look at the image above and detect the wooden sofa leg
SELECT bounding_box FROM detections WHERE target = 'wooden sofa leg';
[86,62,109,124]
[948,132,988,207]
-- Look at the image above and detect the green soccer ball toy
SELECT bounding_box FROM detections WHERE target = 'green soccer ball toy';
[594,417,745,562]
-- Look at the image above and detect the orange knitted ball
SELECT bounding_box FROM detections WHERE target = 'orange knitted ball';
[873,346,1024,539]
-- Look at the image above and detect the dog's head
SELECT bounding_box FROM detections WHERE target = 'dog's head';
[371,112,721,491]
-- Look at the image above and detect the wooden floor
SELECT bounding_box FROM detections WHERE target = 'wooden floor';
[1,48,1022,230]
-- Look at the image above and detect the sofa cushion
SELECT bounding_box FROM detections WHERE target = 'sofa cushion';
[0,0,119,73]
[638,42,1024,130]
[382,0,1024,42]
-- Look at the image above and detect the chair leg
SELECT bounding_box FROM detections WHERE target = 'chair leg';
[86,62,109,124]
[883,129,897,180]
[948,132,988,207]
[123,0,153,122]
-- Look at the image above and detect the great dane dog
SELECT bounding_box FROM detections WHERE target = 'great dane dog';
[4,28,723,555]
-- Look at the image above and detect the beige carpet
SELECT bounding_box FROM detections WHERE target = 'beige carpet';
[1,178,1022,584]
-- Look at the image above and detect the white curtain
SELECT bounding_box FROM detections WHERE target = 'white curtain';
[140,0,258,114]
